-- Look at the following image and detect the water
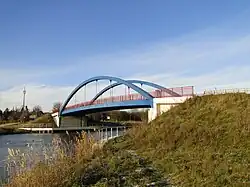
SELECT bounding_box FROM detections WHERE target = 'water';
[0,134,60,182]
[0,127,126,183]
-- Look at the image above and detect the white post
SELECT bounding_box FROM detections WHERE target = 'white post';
[117,127,119,137]
[111,128,113,139]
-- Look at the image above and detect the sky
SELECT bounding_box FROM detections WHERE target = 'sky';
[1,0,250,111]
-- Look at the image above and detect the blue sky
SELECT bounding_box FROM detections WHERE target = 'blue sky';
[1,0,250,110]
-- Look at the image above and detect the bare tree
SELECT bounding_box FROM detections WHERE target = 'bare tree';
[52,102,62,112]
[3,108,10,121]
[33,105,42,112]
[20,111,30,122]
[0,109,3,121]
[33,105,43,117]
[20,106,30,122]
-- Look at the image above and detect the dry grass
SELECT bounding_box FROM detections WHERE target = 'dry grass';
[4,133,100,187]
[0,127,28,135]
[19,114,57,128]
[31,114,54,123]
[113,93,250,186]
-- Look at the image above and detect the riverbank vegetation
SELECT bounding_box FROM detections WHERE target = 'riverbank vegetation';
[4,93,250,186]
[0,114,56,135]
[0,105,44,124]
[0,104,57,135]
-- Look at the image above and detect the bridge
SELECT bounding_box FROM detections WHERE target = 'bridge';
[52,76,194,127]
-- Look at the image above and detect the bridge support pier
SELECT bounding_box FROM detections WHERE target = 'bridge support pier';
[52,112,60,127]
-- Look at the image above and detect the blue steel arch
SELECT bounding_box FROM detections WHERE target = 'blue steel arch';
[90,80,181,104]
[59,76,154,116]
[129,80,181,96]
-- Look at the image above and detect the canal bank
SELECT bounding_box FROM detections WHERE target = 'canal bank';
[0,126,127,184]
[0,128,30,136]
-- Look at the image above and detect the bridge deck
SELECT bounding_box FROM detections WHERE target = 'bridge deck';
[53,86,194,114]
[61,99,153,116]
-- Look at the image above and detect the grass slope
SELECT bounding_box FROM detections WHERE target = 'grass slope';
[106,93,250,186]
[31,113,55,124]
[19,113,56,128]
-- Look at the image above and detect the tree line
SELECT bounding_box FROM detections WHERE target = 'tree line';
[0,105,43,124]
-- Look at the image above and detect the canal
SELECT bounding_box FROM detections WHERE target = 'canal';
[0,127,126,184]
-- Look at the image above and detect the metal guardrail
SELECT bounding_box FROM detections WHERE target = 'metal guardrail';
[196,88,250,96]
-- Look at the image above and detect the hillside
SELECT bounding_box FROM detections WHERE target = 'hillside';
[5,93,250,187]
[102,93,250,186]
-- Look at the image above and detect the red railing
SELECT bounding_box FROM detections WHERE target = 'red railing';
[151,86,194,97]
[53,86,194,112]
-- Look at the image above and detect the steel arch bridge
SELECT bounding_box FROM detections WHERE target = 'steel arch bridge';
[58,76,193,120]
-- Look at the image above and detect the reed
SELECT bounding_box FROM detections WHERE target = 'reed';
[4,132,99,187]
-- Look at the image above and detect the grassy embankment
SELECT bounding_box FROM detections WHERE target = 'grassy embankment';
[0,114,56,135]
[5,93,250,187]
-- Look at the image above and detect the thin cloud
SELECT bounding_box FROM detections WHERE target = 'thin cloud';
[1,65,250,112]
[131,65,250,92]
[68,33,250,79]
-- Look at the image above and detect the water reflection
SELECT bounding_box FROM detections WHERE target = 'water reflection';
[0,134,57,182]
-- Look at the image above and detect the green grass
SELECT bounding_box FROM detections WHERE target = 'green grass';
[19,113,56,128]
[31,113,55,124]
[5,93,250,186]
[105,93,250,186]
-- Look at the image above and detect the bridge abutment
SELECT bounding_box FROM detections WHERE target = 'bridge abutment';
[148,96,193,122]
